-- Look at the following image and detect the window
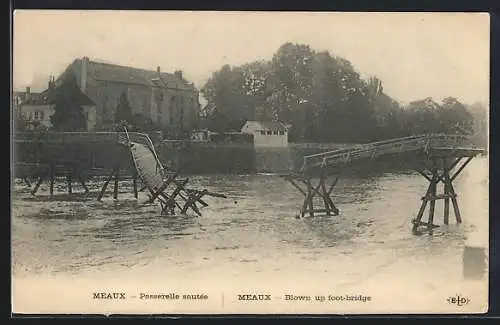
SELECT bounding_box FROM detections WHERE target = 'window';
[180,106,184,126]
[40,111,45,120]
[267,131,272,135]
[170,115,174,125]
[34,111,39,119]
[159,92,164,101]
[273,131,279,135]
[171,95,176,102]
[260,130,265,135]
[279,131,285,135]
[28,112,33,120]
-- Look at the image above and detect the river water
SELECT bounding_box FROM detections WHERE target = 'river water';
[11,156,489,314]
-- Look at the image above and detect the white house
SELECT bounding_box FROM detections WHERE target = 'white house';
[16,85,98,131]
[241,120,289,147]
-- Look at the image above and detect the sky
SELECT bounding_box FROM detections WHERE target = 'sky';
[13,11,490,106]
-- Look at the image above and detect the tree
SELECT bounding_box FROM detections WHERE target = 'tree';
[115,92,132,124]
[200,41,477,144]
[440,97,474,135]
[269,42,315,124]
[14,116,28,132]
[49,72,87,132]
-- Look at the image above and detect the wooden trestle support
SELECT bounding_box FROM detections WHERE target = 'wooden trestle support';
[283,173,340,219]
[406,155,474,234]
[30,163,90,197]
[144,172,227,217]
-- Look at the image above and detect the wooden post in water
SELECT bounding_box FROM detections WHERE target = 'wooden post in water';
[49,164,55,197]
[113,165,120,200]
[66,171,72,194]
[31,172,46,196]
[72,164,89,194]
[132,171,139,199]
[97,168,116,201]
[427,158,438,228]
[410,154,475,233]
[443,159,451,225]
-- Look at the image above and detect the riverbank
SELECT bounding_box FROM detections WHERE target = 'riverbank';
[13,139,420,178]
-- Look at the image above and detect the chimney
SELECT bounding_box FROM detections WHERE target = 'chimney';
[174,70,183,80]
[80,56,89,93]
[25,86,31,101]
[156,66,161,73]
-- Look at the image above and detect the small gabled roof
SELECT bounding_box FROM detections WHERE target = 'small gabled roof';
[243,120,288,132]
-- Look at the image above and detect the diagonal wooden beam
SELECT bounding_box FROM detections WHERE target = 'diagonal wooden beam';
[320,176,331,216]
[31,174,46,196]
[97,168,116,201]
[327,177,339,196]
[287,178,306,196]
[164,178,189,207]
[300,178,323,199]
[181,190,207,215]
[404,159,432,182]
[435,157,461,184]
[451,156,474,181]
[146,171,180,204]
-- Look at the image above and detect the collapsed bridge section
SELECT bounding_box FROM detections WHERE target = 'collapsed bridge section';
[13,130,227,216]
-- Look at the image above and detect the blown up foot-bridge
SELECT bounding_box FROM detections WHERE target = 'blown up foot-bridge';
[100,128,227,216]
[282,134,485,233]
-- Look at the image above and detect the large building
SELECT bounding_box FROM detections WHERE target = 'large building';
[17,57,201,132]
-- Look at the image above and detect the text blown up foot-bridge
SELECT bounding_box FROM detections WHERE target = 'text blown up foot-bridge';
[281,134,485,233]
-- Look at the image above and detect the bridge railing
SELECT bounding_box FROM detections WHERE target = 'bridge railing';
[125,132,164,167]
[301,134,473,171]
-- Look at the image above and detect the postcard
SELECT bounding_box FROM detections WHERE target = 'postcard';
[11,10,490,315]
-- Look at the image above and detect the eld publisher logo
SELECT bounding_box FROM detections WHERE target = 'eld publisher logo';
[447,295,470,306]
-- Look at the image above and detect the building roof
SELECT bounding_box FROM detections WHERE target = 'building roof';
[61,57,197,91]
[21,88,95,106]
[13,91,42,103]
[243,120,288,132]
[21,91,51,105]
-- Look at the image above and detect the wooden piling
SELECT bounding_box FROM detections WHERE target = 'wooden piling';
[320,177,330,216]
[132,172,138,199]
[66,172,73,194]
[72,165,89,193]
[49,164,55,197]
[31,174,45,196]
[113,166,119,200]
[411,154,473,233]
[97,168,115,201]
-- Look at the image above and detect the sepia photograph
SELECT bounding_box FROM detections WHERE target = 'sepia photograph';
[11,11,489,315]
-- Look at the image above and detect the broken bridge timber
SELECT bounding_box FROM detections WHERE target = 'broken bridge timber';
[281,134,486,233]
[110,126,227,216]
